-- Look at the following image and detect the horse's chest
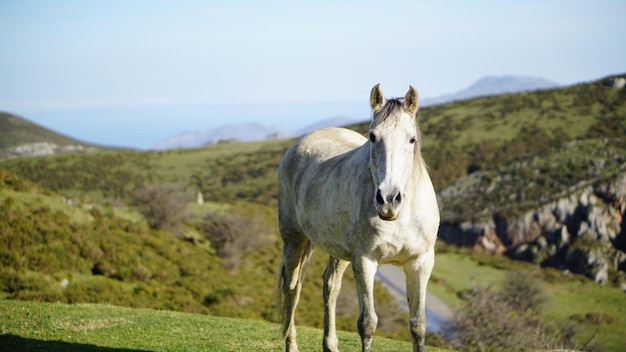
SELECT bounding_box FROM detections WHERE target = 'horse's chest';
[364,219,435,264]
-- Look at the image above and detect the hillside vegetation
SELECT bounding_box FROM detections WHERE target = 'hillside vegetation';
[0,168,415,344]
[1,74,626,350]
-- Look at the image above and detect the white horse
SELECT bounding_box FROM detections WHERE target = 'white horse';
[277,84,440,352]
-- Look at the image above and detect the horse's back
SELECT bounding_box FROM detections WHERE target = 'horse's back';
[278,128,366,241]
[292,127,366,162]
[279,127,366,184]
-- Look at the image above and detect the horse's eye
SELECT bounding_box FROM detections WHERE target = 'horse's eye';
[368,132,377,143]
[409,137,417,144]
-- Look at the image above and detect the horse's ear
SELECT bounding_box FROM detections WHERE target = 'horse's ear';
[370,84,385,112]
[403,85,419,116]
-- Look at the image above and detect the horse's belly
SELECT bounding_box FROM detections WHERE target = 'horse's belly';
[296,207,354,261]
[311,235,353,261]
[293,162,366,261]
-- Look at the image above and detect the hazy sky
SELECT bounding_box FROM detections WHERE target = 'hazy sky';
[1,0,624,148]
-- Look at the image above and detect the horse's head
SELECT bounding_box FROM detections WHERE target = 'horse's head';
[368,84,421,221]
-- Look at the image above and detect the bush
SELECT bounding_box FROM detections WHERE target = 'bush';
[500,269,548,314]
[200,210,272,269]
[131,183,191,230]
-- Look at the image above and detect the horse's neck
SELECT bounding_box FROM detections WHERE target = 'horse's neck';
[412,154,428,184]
[407,154,432,201]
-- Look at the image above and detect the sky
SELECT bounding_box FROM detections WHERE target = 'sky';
[1,0,624,148]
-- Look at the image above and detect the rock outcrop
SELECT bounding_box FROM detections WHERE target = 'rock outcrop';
[437,137,626,287]
[603,76,626,89]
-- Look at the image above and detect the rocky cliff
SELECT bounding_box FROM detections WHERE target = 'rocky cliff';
[438,138,626,287]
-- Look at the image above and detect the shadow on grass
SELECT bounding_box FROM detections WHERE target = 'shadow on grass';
[0,334,152,352]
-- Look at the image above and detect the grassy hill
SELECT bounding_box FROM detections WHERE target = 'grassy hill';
[0,112,96,149]
[1,74,625,350]
[0,112,100,161]
[1,299,434,352]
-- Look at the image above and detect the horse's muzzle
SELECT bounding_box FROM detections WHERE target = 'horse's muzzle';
[378,212,398,221]
[375,188,402,221]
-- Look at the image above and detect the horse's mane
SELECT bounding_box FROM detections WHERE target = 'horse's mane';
[372,97,420,128]
[375,98,404,123]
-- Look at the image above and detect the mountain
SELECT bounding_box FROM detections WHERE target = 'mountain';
[148,122,291,150]
[0,112,97,160]
[149,117,357,150]
[422,75,559,106]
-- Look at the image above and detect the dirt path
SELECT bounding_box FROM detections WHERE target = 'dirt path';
[376,264,454,333]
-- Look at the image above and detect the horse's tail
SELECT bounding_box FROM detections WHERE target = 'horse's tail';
[277,259,288,336]
[277,240,313,339]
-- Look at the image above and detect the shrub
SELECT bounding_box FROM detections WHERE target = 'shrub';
[200,210,272,269]
[131,183,191,230]
[500,269,549,314]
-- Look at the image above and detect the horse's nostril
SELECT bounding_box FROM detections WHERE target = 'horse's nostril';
[395,192,402,203]
[376,189,385,205]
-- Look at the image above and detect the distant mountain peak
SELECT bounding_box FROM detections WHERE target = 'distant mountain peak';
[148,117,357,150]
[466,74,559,94]
[148,122,290,150]
[423,75,559,106]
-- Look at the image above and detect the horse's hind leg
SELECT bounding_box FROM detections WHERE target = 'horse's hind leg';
[278,236,313,352]
[323,256,349,352]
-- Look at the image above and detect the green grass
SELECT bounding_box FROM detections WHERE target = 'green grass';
[0,300,447,352]
[543,279,626,351]
[429,251,508,310]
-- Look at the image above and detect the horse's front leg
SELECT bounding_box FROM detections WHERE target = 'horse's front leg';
[323,256,349,352]
[352,255,379,352]
[404,249,435,352]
